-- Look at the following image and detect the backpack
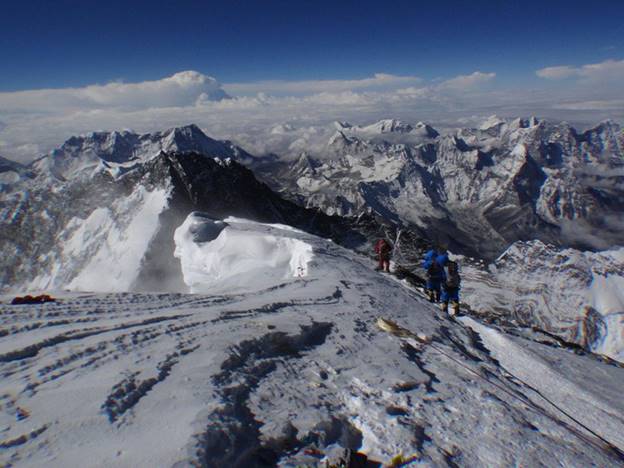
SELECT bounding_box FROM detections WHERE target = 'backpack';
[426,260,442,279]
[445,261,461,288]
[375,239,391,255]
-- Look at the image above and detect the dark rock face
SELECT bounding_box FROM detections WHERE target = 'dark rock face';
[0,150,429,292]
[135,153,430,291]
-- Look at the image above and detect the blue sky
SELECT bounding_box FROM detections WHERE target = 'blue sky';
[0,0,623,162]
[1,0,623,91]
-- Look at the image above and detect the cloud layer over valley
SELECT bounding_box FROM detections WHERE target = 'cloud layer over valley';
[1,59,623,163]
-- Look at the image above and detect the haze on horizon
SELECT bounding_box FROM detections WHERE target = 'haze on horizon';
[1,0,623,162]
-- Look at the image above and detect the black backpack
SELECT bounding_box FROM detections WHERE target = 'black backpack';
[427,260,442,279]
[445,261,461,288]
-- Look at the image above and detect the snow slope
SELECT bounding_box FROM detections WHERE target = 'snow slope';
[2,219,624,467]
[460,240,624,362]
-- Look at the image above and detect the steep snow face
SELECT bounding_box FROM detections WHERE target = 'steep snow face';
[174,214,313,294]
[27,184,171,292]
[2,229,624,466]
[460,240,624,362]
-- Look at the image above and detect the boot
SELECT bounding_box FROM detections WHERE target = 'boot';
[452,301,460,316]
[440,301,448,313]
[428,290,434,303]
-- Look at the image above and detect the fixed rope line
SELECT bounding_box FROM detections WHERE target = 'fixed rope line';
[426,339,624,460]
[376,318,624,461]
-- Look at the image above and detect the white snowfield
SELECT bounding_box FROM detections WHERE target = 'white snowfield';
[2,219,624,467]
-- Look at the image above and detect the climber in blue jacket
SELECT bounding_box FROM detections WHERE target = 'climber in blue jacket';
[423,248,446,302]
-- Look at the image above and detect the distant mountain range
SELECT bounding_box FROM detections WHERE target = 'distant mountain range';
[1,118,623,357]
[253,117,624,258]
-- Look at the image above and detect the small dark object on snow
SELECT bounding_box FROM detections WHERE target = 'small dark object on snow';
[326,447,380,468]
[15,407,30,421]
[11,294,56,305]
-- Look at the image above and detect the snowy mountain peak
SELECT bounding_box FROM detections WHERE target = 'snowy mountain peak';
[162,124,217,150]
[28,125,253,181]
[479,114,506,130]
[413,121,440,138]
[583,119,621,138]
[359,119,414,134]
[293,152,319,175]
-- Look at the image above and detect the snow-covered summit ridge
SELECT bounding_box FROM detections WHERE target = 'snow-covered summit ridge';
[28,124,255,180]
[337,118,440,139]
[174,214,314,294]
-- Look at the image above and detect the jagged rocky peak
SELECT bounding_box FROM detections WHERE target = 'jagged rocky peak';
[163,123,214,143]
[579,120,623,154]
[582,119,620,134]
[327,130,358,148]
[160,124,226,155]
[333,121,353,131]
[478,115,541,134]
[293,152,319,174]
[413,121,440,138]
[510,116,540,129]
[0,155,25,173]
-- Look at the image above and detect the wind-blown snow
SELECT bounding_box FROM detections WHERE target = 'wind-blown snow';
[174,214,313,294]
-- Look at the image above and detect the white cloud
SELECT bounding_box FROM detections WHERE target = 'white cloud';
[553,99,624,111]
[0,68,622,164]
[438,71,496,90]
[0,71,228,114]
[536,65,578,80]
[578,59,624,81]
[536,59,624,82]
[223,73,423,96]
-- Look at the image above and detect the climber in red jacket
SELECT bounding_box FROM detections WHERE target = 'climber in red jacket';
[374,238,392,272]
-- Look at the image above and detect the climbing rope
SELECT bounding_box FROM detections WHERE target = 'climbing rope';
[376,317,624,461]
